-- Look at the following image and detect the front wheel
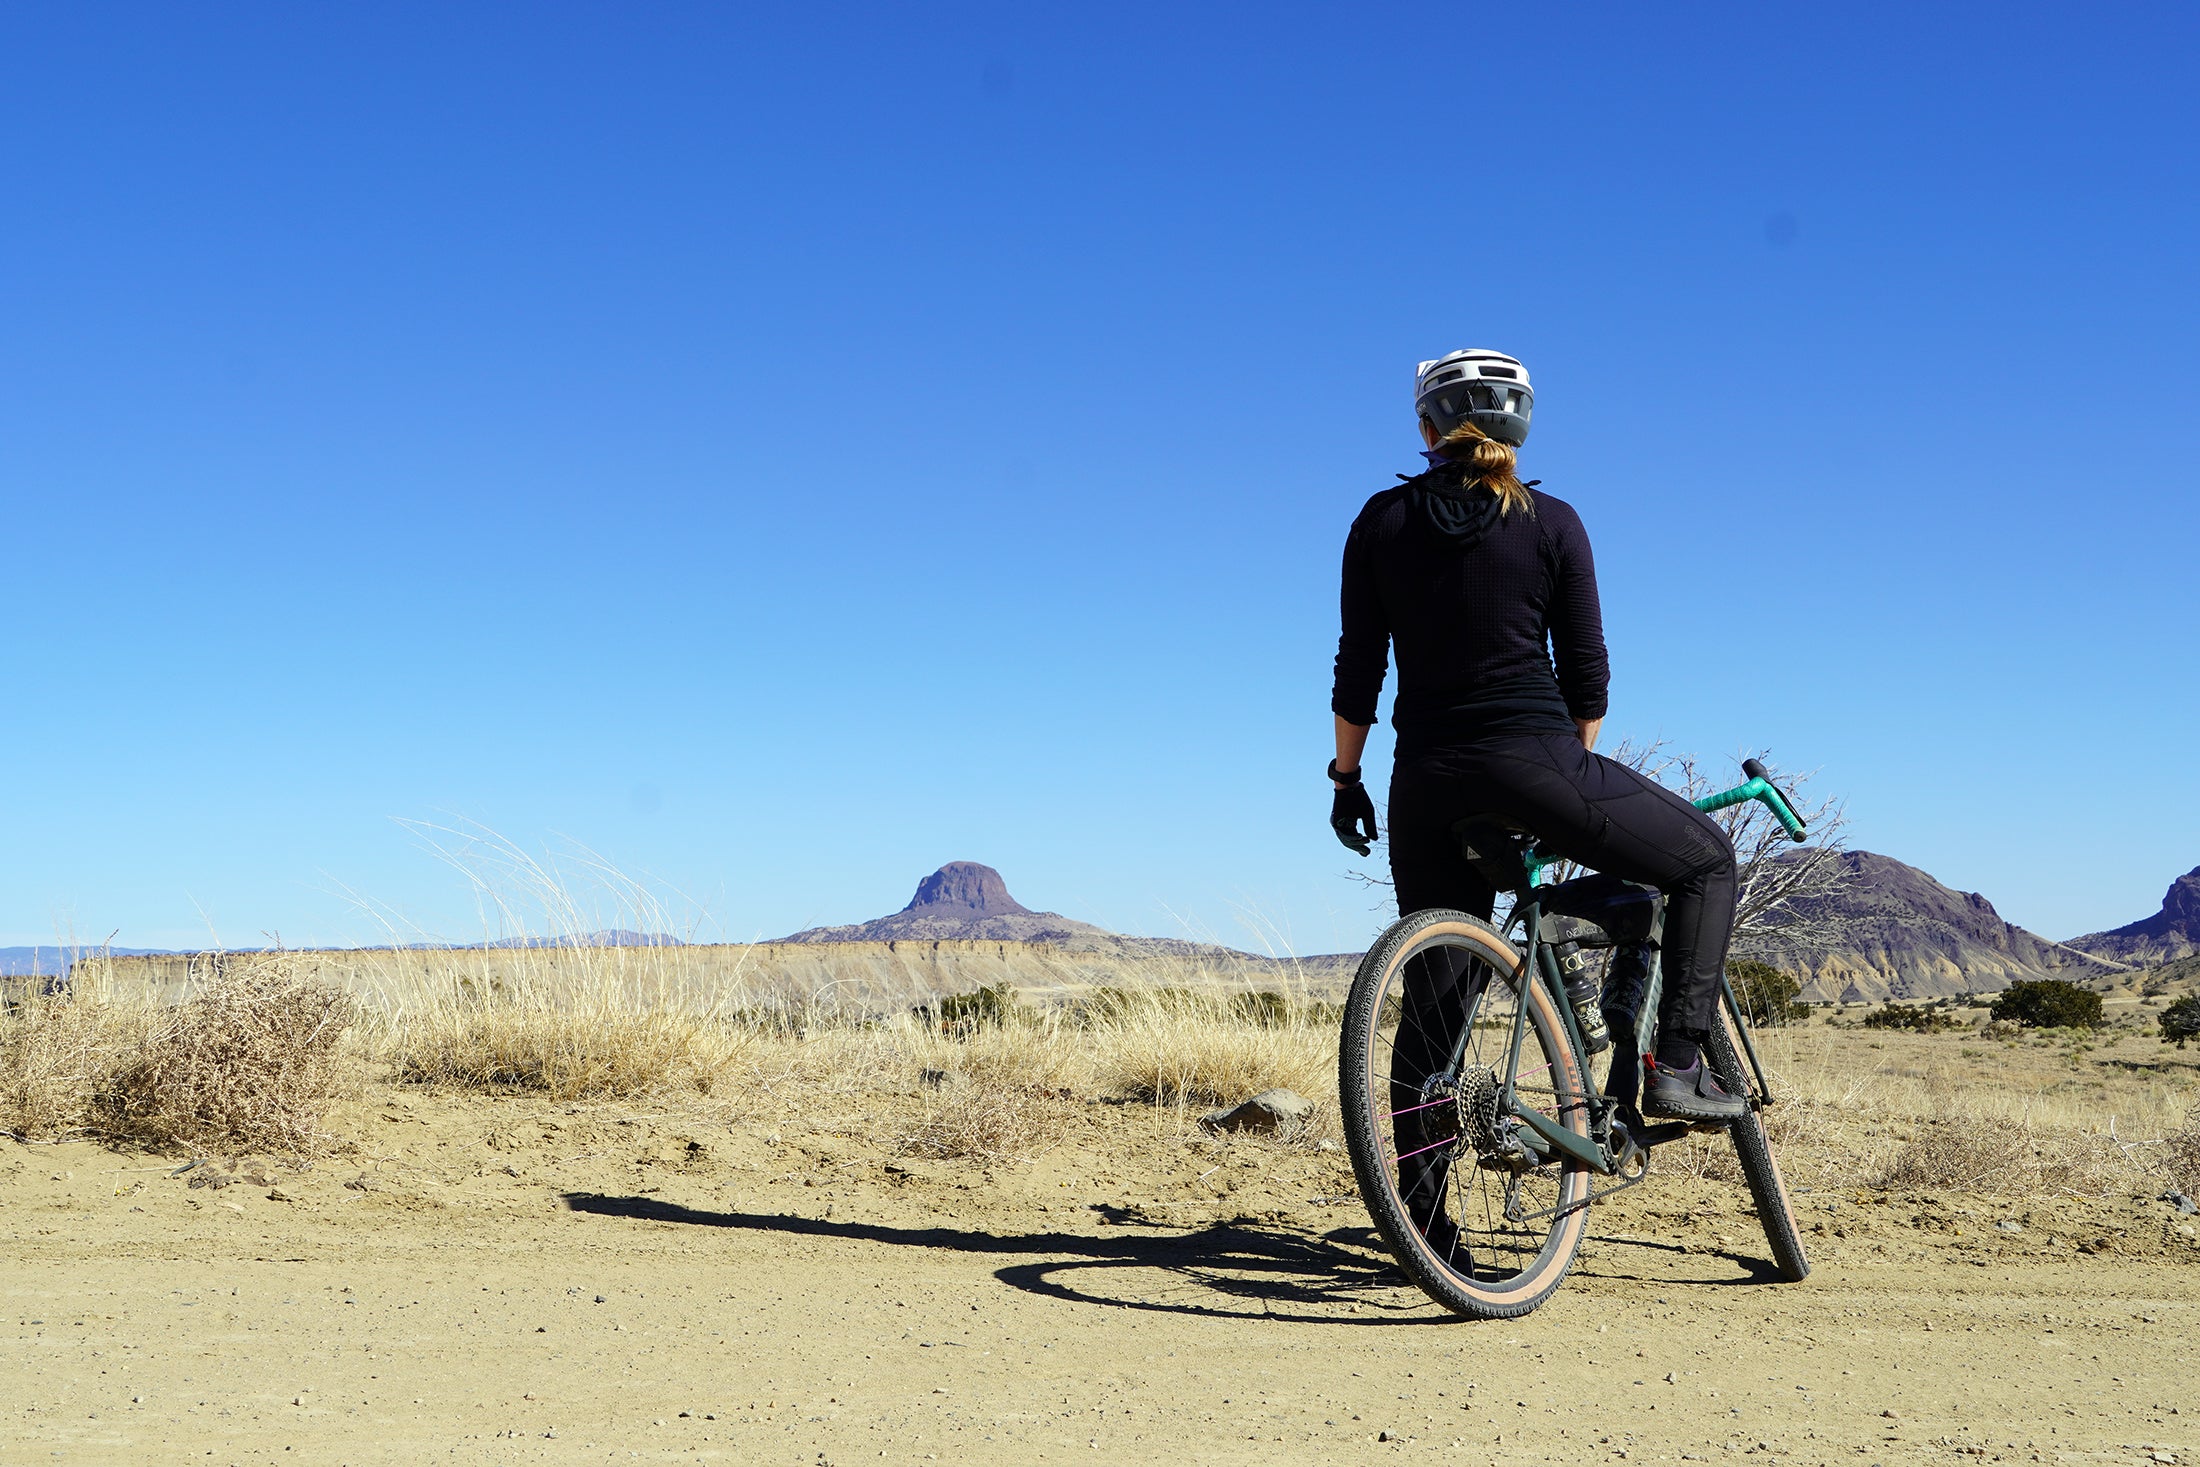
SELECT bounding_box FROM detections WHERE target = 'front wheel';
[1706,1012,1809,1282]
[1339,909,1595,1319]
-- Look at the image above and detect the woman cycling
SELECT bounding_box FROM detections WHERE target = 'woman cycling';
[1326,348,1746,1134]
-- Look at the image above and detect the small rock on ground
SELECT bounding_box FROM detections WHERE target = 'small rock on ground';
[1201,1089,1314,1136]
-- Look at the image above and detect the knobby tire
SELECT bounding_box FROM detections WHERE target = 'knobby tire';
[1707,1013,1810,1282]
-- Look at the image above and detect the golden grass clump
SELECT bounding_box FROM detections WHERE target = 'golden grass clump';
[1080,986,1332,1112]
[1,980,158,1141]
[1676,1021,2198,1197]
[386,995,753,1101]
[890,1005,1084,1161]
[902,1075,1076,1162]
[1870,1117,2116,1195]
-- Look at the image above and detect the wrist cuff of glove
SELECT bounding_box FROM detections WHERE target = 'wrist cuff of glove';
[1327,759,1362,787]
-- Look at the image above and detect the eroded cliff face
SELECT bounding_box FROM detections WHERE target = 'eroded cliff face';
[1748,849,2118,1003]
[2068,866,2200,966]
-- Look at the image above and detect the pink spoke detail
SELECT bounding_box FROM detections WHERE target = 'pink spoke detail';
[1393,1135,1457,1164]
[1383,1096,1453,1120]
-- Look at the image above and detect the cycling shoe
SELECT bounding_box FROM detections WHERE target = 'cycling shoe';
[1641,1057,1748,1124]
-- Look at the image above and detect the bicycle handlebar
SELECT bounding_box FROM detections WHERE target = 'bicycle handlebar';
[1694,760,1808,841]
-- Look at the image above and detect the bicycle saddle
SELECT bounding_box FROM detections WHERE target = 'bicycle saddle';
[1451,814,1537,890]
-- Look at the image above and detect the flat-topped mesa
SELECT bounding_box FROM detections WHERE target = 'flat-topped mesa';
[771,862,1112,946]
[904,862,1032,917]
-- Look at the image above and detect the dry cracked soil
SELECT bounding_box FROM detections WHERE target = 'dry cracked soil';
[4,1091,2197,1466]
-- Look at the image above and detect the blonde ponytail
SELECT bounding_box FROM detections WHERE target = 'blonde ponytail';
[1433,420,1532,517]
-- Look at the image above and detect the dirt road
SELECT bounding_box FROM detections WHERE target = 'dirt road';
[5,1096,2195,1465]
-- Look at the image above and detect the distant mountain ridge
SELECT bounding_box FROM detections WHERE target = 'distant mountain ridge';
[0,933,684,976]
[2066,865,2200,966]
[0,945,167,977]
[1749,849,2119,1003]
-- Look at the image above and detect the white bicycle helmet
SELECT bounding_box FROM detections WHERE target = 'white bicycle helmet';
[1414,349,1533,446]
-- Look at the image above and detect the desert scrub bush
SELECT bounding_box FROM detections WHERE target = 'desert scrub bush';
[1991,979,2103,1031]
[2162,1108,2200,1194]
[1861,1003,1964,1034]
[96,959,355,1154]
[2159,995,2200,1049]
[1728,960,1808,1027]
[1872,1116,2129,1196]
[931,983,1021,1034]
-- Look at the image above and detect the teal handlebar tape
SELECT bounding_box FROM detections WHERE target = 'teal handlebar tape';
[1694,777,1807,840]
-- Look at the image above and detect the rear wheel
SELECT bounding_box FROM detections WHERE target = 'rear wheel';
[1706,1012,1809,1282]
[1339,910,1595,1319]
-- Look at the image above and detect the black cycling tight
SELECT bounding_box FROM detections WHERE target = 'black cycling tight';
[1386,732,1739,1044]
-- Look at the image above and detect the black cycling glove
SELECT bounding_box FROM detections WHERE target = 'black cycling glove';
[1328,763,1378,856]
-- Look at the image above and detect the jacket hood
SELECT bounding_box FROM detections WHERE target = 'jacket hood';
[1407,462,1504,548]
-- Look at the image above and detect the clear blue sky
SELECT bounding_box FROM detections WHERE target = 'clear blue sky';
[4,3,2194,955]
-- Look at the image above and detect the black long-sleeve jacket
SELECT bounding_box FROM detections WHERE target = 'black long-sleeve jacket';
[1331,482,1610,754]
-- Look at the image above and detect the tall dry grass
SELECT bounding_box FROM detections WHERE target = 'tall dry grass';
[370,969,759,1100]
[1,964,162,1141]
[340,821,765,1099]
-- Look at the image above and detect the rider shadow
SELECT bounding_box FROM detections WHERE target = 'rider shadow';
[558,1193,1453,1326]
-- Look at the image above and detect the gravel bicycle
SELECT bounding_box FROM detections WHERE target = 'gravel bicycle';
[1338,759,1810,1319]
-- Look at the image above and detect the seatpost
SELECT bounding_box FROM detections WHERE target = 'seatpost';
[1498,854,1543,1113]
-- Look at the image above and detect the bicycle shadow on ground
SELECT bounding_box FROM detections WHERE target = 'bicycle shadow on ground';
[557,1193,1449,1326]
[1573,1231,1787,1286]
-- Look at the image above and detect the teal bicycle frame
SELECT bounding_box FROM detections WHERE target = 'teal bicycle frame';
[1487,760,1807,1178]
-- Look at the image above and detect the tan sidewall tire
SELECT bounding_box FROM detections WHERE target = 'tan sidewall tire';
[1339,911,1595,1320]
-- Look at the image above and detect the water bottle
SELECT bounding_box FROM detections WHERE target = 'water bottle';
[1556,946,1611,1055]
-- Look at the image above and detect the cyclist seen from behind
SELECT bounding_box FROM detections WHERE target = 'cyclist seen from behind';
[1326,347,1748,1128]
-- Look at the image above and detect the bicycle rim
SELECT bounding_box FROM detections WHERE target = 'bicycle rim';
[1339,910,1594,1319]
